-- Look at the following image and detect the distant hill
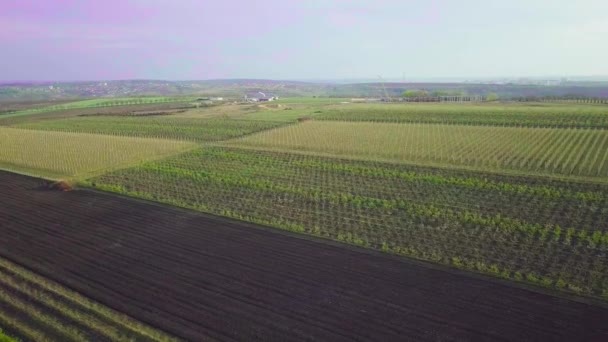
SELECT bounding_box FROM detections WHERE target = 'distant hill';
[0,79,334,101]
[341,82,608,99]
[2,79,608,101]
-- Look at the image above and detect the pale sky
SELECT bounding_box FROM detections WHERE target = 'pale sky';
[2,0,608,81]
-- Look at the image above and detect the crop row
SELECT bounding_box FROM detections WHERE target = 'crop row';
[315,103,608,128]
[1,97,192,120]
[195,147,608,202]
[16,117,288,142]
[130,152,608,230]
[94,146,608,233]
[0,257,178,342]
[0,127,195,179]
[230,121,608,180]
[88,146,608,299]
[104,160,608,244]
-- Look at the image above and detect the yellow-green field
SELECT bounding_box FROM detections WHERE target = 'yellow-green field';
[0,127,195,179]
[228,120,608,180]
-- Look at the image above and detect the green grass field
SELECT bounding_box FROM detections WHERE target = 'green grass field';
[0,127,195,179]
[229,120,608,180]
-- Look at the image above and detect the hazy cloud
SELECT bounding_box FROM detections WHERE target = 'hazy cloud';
[1,0,607,80]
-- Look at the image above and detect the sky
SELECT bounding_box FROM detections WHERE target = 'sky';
[2,0,608,81]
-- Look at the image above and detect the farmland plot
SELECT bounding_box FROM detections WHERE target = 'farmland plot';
[230,121,608,180]
[0,127,195,179]
[0,97,190,120]
[0,102,196,126]
[89,146,608,300]
[4,99,608,338]
[16,117,287,142]
[316,103,608,128]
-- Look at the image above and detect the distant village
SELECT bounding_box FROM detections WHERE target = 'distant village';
[243,92,279,102]
[192,92,279,106]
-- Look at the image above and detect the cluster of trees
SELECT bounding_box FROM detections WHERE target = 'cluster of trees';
[513,96,608,103]
[401,89,500,101]
[402,89,430,98]
[402,89,470,98]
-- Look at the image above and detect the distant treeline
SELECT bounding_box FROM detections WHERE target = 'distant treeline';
[512,96,608,103]
[3,79,608,101]
[333,83,608,100]
[398,89,608,103]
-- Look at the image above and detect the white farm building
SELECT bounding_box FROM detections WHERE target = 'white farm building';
[244,92,279,102]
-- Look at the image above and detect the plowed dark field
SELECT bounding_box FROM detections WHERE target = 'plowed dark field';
[1,170,608,342]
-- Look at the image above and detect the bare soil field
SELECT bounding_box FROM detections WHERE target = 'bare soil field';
[1,170,608,341]
[0,99,76,114]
